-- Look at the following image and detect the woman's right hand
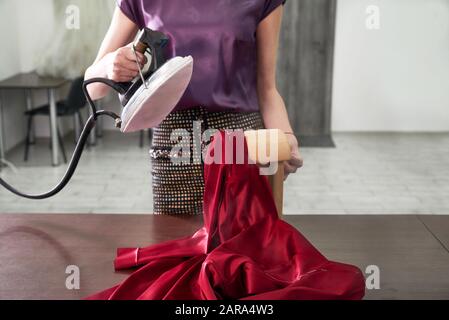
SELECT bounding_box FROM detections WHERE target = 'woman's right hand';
[85,7,141,100]
[105,45,148,83]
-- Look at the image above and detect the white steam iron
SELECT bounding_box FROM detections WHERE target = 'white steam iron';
[116,28,194,132]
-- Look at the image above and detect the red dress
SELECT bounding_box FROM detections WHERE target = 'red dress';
[87,132,365,300]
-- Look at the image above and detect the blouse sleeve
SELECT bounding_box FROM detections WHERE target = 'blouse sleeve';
[116,0,145,29]
[259,0,287,23]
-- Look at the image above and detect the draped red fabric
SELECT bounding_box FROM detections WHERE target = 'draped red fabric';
[87,131,365,300]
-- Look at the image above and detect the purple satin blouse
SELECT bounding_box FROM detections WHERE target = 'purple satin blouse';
[117,0,286,113]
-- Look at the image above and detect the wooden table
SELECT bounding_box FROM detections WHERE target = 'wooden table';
[0,214,448,300]
[0,72,69,166]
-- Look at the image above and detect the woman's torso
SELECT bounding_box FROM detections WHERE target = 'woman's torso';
[118,0,275,113]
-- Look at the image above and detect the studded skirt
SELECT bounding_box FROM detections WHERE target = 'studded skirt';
[150,106,264,215]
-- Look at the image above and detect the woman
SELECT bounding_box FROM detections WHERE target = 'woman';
[85,0,303,215]
[85,1,365,301]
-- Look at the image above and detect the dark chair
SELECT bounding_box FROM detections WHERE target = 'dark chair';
[139,129,153,148]
[24,77,86,163]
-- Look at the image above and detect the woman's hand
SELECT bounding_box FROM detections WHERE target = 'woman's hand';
[85,8,141,100]
[284,133,303,180]
[105,45,148,83]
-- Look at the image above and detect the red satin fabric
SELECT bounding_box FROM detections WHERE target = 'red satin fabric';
[87,132,365,300]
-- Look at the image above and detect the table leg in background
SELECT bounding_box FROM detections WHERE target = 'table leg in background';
[96,115,103,138]
[89,99,99,146]
[25,89,35,144]
[0,91,5,165]
[48,89,59,166]
[74,113,81,143]
[96,98,104,139]
[89,124,97,146]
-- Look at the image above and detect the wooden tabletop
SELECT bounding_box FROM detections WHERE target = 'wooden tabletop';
[0,72,69,90]
[0,214,204,300]
[0,214,448,300]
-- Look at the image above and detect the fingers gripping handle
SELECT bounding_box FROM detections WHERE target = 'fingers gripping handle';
[134,28,169,54]
[134,28,169,73]
[132,28,170,89]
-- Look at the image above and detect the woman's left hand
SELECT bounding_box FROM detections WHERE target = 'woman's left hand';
[284,133,304,180]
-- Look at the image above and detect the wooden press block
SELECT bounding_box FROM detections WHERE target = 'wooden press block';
[244,129,292,217]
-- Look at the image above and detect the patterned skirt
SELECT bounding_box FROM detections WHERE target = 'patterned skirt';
[150,106,264,215]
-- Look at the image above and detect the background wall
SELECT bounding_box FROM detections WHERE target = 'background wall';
[0,0,56,151]
[16,0,56,73]
[278,0,336,147]
[332,0,449,132]
[0,1,21,79]
[0,0,116,152]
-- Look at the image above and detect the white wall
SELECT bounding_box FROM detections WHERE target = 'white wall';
[0,0,118,152]
[0,1,21,79]
[332,0,449,132]
[17,0,64,139]
[0,0,59,151]
[16,0,55,72]
[0,1,24,151]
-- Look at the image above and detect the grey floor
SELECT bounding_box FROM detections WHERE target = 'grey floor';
[0,131,448,215]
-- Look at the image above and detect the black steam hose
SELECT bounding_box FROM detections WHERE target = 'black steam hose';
[0,78,126,200]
